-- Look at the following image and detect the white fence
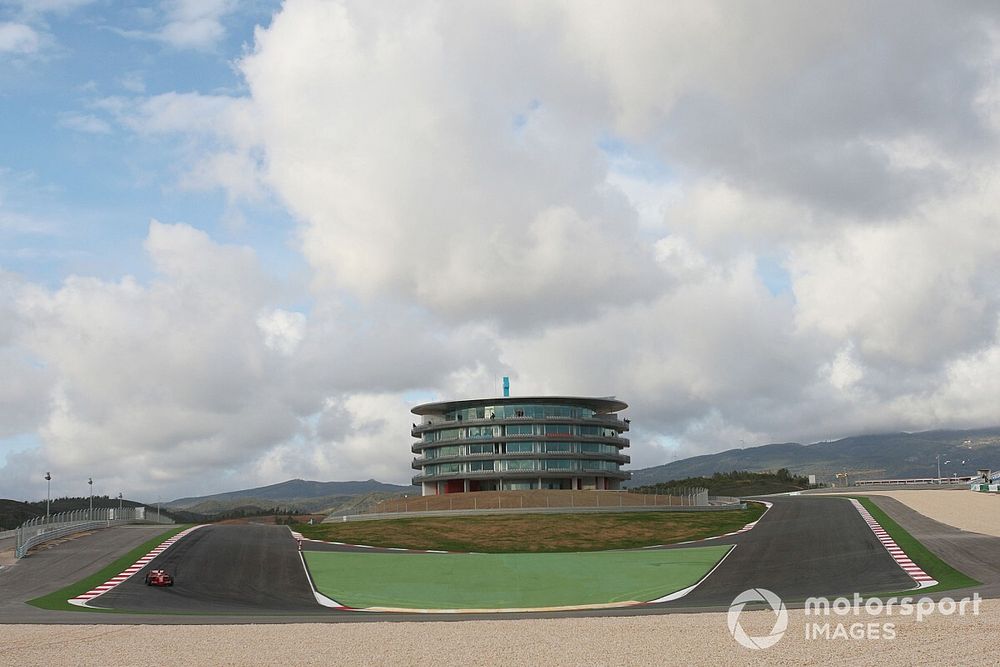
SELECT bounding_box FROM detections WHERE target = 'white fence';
[15,506,173,558]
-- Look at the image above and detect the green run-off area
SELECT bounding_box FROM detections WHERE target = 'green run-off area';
[305,545,731,610]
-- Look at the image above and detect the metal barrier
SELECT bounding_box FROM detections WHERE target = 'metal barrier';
[15,506,173,558]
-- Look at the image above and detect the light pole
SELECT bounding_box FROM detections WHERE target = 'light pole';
[936,454,942,483]
[118,492,123,514]
[88,477,93,520]
[44,472,51,521]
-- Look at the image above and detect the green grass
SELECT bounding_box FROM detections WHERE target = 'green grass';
[27,524,190,612]
[850,497,979,595]
[296,503,764,553]
[305,545,731,609]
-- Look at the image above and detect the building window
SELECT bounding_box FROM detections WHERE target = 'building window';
[503,459,536,471]
[466,425,498,439]
[503,480,537,490]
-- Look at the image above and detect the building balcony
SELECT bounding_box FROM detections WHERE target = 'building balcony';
[411,415,630,437]
[411,468,631,484]
[411,433,630,453]
[412,451,631,469]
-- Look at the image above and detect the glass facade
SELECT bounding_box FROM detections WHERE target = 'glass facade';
[423,423,621,443]
[421,441,620,458]
[412,396,630,494]
[442,404,597,422]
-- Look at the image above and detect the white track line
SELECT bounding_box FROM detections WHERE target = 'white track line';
[646,544,738,603]
[645,500,773,548]
[300,500,775,555]
[293,505,766,613]
[848,498,937,589]
[289,528,349,609]
[68,525,205,608]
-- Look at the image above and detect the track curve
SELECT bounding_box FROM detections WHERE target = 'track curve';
[94,524,318,613]
[87,496,918,616]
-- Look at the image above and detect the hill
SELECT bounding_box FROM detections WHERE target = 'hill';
[627,427,1000,487]
[0,496,166,531]
[166,478,417,515]
[631,470,817,497]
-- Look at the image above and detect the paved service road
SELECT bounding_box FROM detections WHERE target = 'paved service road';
[94,525,319,613]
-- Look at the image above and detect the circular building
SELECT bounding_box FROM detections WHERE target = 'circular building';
[411,396,630,495]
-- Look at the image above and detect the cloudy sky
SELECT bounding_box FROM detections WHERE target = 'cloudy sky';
[1,0,998,502]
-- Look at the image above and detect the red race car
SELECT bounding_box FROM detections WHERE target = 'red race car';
[144,569,174,587]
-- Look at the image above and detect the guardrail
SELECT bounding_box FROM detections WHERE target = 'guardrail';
[14,506,173,558]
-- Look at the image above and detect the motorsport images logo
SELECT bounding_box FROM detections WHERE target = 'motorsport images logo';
[727,588,788,650]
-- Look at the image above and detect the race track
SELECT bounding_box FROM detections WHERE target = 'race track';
[93,525,318,613]
[3,494,988,622]
[663,496,914,606]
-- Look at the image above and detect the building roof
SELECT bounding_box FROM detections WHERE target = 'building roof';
[411,395,627,416]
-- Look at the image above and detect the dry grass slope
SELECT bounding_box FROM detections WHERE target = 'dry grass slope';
[298,504,764,552]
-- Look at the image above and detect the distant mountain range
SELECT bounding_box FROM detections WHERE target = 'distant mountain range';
[157,427,1000,516]
[627,427,1000,487]
[166,478,417,516]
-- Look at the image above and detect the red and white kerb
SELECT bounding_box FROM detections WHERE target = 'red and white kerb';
[849,498,937,589]
[68,525,204,607]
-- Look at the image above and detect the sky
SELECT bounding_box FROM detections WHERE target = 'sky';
[1,0,999,503]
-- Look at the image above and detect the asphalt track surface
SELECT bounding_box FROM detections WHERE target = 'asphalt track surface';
[666,496,913,606]
[1,494,993,623]
[94,525,317,613]
[300,497,913,607]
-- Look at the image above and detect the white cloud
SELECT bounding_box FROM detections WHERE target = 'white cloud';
[119,71,146,93]
[57,112,112,134]
[0,22,39,54]
[0,221,496,499]
[257,309,306,356]
[122,0,1000,461]
[157,0,235,51]
[111,0,238,52]
[6,1,1000,499]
